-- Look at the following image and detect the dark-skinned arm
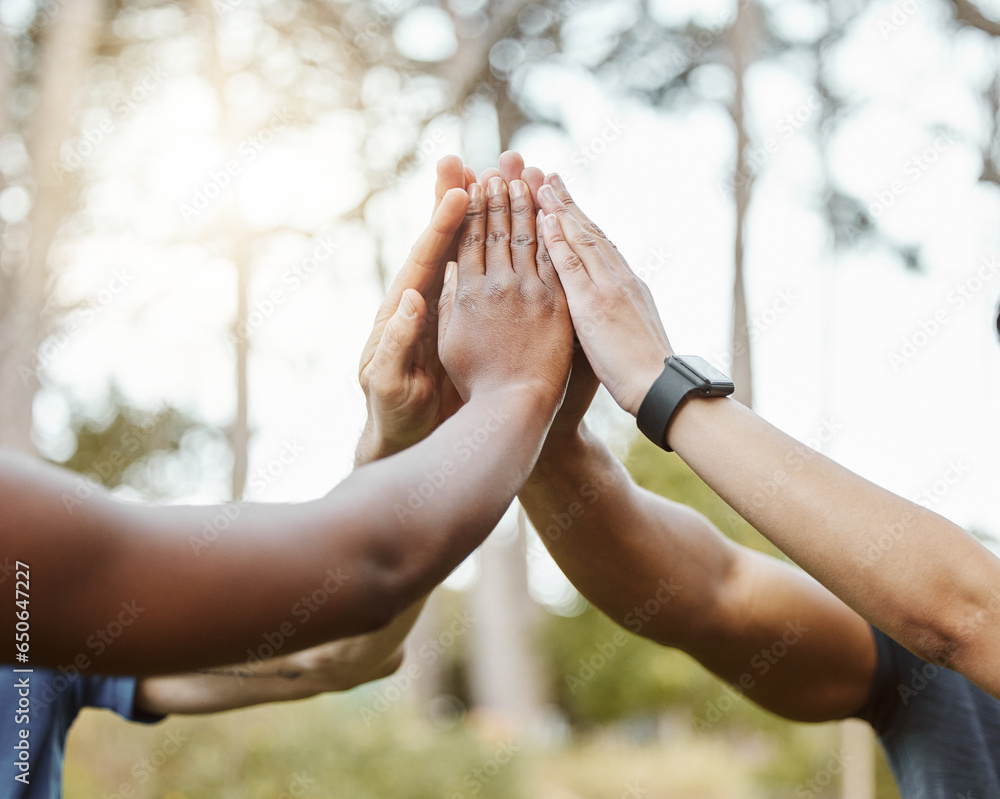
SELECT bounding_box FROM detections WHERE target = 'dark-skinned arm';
[133,157,474,710]
[2,159,572,677]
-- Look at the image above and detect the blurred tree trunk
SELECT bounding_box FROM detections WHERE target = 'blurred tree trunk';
[727,1,756,409]
[465,95,545,733]
[0,30,16,329]
[0,0,104,452]
[407,590,448,706]
[812,4,876,793]
[467,507,547,731]
[198,0,251,498]
[229,230,251,499]
[841,718,876,799]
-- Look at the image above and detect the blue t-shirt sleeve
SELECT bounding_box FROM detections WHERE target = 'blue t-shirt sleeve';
[79,675,163,724]
[854,624,951,741]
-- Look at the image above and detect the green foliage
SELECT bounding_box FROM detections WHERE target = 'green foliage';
[65,696,523,799]
[542,602,714,726]
[54,389,224,500]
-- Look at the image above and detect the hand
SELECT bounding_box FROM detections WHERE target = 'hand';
[437,174,573,408]
[483,152,600,442]
[356,157,478,463]
[534,173,673,416]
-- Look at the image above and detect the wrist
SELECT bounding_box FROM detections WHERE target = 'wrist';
[355,420,390,467]
[625,352,674,417]
[355,417,423,467]
[526,424,593,488]
[469,380,561,419]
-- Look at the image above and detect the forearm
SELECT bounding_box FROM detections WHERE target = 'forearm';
[6,386,556,675]
[334,384,556,612]
[134,429,433,714]
[135,666,325,716]
[301,596,427,687]
[519,427,736,649]
[135,602,426,715]
[670,397,1000,696]
[521,425,879,719]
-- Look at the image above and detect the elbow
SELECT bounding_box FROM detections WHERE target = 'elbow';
[900,599,992,674]
[903,623,963,671]
[354,531,458,630]
[343,548,424,638]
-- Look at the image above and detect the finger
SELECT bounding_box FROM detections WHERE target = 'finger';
[498,151,526,185]
[463,166,477,190]
[534,210,559,289]
[437,261,458,350]
[434,156,465,214]
[485,176,513,277]
[478,166,501,188]
[541,212,599,294]
[509,180,537,277]
[542,173,621,263]
[457,182,486,278]
[522,167,545,205]
[359,187,467,375]
[400,187,469,293]
[537,183,614,283]
[372,289,427,386]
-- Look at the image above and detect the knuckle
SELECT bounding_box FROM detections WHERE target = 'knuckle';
[487,230,511,247]
[511,231,535,248]
[583,221,606,238]
[487,195,508,213]
[571,230,600,249]
[460,231,484,250]
[484,279,512,302]
[463,205,485,225]
[381,320,404,349]
[510,195,533,216]
[521,279,553,305]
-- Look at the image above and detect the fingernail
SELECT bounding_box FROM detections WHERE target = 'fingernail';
[469,182,482,202]
[549,173,566,191]
[545,213,560,231]
[510,180,526,199]
[488,176,503,197]
[538,184,556,205]
[400,291,416,317]
[444,261,455,284]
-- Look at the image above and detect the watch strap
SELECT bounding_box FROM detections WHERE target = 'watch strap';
[636,358,703,451]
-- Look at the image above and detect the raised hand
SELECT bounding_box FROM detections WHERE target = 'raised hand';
[533,173,674,416]
[356,157,476,463]
[501,153,600,439]
[437,174,572,410]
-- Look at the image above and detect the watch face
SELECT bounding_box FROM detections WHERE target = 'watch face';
[674,356,732,386]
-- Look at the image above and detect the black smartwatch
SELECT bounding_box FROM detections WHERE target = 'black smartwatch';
[636,356,735,451]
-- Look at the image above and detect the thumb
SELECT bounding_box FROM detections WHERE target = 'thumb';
[437,261,458,351]
[371,289,427,385]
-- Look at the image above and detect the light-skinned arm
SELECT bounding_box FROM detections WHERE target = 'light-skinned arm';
[532,165,1000,700]
[134,604,424,715]
[481,154,874,721]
